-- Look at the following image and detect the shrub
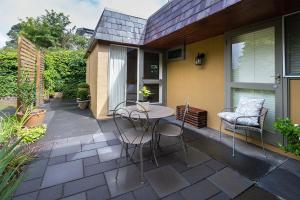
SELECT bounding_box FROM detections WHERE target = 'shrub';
[77,89,89,101]
[77,82,89,89]
[274,118,300,155]
[18,125,47,144]
[17,71,36,112]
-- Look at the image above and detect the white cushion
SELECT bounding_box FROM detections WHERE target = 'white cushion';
[217,112,260,126]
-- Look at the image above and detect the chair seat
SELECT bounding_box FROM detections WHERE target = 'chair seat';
[218,112,259,126]
[119,128,152,144]
[156,124,181,137]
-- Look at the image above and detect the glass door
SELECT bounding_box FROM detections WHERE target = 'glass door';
[225,21,283,145]
[142,51,163,103]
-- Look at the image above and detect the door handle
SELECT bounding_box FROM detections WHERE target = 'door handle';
[270,73,281,84]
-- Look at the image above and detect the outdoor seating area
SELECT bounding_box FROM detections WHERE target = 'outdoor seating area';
[10,99,300,200]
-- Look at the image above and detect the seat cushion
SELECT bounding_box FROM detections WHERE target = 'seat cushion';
[156,124,181,137]
[120,128,152,144]
[218,112,260,126]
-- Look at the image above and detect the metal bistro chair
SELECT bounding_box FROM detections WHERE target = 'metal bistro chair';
[219,107,268,157]
[113,100,158,183]
[155,103,189,165]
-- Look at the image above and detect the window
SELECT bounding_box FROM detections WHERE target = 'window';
[144,52,159,79]
[284,12,300,76]
[167,46,185,61]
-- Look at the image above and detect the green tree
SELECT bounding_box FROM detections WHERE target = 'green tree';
[5,24,21,49]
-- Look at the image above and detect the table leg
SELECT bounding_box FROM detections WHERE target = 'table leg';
[151,119,160,167]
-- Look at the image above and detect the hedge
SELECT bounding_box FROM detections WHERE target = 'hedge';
[0,49,18,97]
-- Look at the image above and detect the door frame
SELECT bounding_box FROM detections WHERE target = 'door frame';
[224,18,285,145]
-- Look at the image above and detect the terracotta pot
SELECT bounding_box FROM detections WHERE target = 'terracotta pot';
[54,92,63,98]
[17,109,46,128]
[77,100,90,110]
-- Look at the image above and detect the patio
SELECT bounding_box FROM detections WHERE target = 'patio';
[12,99,300,200]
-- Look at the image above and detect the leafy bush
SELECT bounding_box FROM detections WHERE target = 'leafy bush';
[77,82,89,89]
[17,71,36,112]
[0,49,18,97]
[44,49,86,98]
[77,89,89,101]
[18,125,47,144]
[274,118,300,155]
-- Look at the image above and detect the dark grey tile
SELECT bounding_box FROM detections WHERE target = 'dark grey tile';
[64,173,106,196]
[175,146,211,167]
[83,155,100,166]
[111,192,135,200]
[13,192,38,200]
[67,150,97,161]
[280,158,300,178]
[105,165,144,197]
[208,167,253,198]
[182,164,215,184]
[48,155,66,165]
[25,159,48,181]
[107,139,121,146]
[84,160,117,176]
[93,132,116,142]
[15,178,42,196]
[235,186,279,200]
[180,180,220,200]
[82,142,108,151]
[86,185,110,200]
[97,145,126,162]
[209,192,230,200]
[68,134,94,144]
[37,184,63,200]
[145,165,190,198]
[61,192,86,200]
[41,160,83,188]
[205,159,226,172]
[51,142,81,157]
[133,185,158,200]
[162,193,185,200]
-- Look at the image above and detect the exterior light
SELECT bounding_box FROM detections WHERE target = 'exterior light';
[195,53,205,66]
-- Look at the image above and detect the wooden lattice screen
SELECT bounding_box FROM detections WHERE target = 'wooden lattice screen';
[17,36,44,107]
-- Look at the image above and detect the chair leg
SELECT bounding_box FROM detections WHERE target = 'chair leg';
[232,130,236,157]
[219,119,223,141]
[156,134,161,149]
[260,132,267,158]
[130,144,137,160]
[140,144,145,183]
[115,143,125,180]
[180,135,188,166]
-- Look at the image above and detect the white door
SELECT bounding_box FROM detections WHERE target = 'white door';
[108,46,127,112]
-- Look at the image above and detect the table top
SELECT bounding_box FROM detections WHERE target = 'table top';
[121,105,174,119]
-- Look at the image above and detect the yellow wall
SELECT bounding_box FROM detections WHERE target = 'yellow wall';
[290,80,300,124]
[86,43,109,118]
[167,35,225,130]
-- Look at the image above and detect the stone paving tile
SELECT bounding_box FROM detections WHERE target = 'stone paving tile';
[37,184,63,200]
[63,173,106,196]
[41,160,83,188]
[51,142,81,157]
[205,159,226,172]
[145,165,190,198]
[67,149,97,161]
[133,185,158,200]
[86,185,110,200]
[180,179,220,200]
[97,145,126,162]
[15,178,42,196]
[25,159,48,181]
[162,193,185,200]
[235,186,280,200]
[208,192,231,200]
[175,146,211,167]
[182,164,215,184]
[208,167,253,198]
[61,192,86,200]
[84,160,118,176]
[107,139,121,146]
[105,165,144,197]
[82,142,108,151]
[93,132,116,142]
[48,155,66,166]
[110,192,135,200]
[68,134,94,144]
[83,155,100,166]
[13,191,38,200]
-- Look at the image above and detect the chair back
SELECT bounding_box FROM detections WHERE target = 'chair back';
[259,107,268,129]
[112,100,151,145]
[180,103,189,133]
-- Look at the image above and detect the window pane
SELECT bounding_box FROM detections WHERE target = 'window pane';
[232,88,275,132]
[285,13,300,76]
[232,27,275,83]
[144,84,159,103]
[144,52,159,79]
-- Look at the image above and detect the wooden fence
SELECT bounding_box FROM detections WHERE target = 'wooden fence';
[17,36,44,106]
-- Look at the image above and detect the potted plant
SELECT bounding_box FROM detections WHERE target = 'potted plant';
[137,86,152,112]
[17,71,46,127]
[274,118,300,156]
[77,83,90,109]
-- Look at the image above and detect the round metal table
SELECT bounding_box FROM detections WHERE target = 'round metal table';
[123,105,174,119]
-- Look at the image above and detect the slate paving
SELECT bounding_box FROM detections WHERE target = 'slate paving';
[12,99,300,200]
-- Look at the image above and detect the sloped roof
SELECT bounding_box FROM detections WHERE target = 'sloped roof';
[93,8,147,45]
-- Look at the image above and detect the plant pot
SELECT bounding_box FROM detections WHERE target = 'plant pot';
[77,100,90,110]
[54,92,63,98]
[17,109,46,128]
[137,101,150,112]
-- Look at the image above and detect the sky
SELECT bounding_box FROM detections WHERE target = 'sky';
[0,0,168,47]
